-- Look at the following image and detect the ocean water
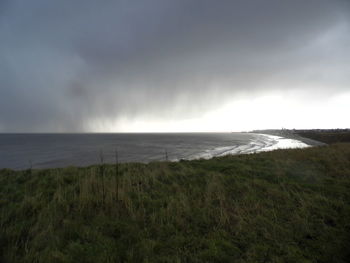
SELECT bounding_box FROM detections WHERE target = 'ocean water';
[0,133,309,170]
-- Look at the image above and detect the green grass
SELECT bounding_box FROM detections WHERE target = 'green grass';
[297,131,350,144]
[1,144,350,262]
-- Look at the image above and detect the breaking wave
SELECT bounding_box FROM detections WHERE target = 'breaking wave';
[188,134,310,160]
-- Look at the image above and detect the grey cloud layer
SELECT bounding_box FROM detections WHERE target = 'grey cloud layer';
[0,0,349,131]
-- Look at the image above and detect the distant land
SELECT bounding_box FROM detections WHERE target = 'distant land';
[251,128,350,145]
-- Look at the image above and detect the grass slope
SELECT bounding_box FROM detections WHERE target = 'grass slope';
[297,131,350,144]
[1,144,350,262]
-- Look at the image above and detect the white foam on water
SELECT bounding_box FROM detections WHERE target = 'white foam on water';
[256,134,310,152]
[188,133,310,160]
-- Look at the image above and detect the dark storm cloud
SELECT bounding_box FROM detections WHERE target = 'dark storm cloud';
[0,0,349,131]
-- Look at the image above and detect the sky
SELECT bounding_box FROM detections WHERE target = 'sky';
[0,0,349,132]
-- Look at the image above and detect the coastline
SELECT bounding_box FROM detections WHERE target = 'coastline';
[188,132,312,160]
[250,130,326,147]
[1,143,349,262]
[0,132,326,170]
[253,133,310,152]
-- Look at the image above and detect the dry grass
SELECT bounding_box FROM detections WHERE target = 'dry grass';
[1,143,350,262]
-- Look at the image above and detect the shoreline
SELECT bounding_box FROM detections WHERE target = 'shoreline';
[253,133,310,151]
[250,130,326,147]
[1,143,349,262]
[187,133,312,161]
[0,132,326,171]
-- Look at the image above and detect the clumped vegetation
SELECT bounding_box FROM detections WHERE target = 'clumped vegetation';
[1,144,350,262]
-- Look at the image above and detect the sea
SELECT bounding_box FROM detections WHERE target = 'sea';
[0,133,309,170]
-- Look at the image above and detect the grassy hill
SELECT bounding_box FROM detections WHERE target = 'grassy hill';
[1,143,350,262]
[296,130,350,144]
